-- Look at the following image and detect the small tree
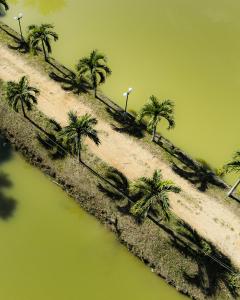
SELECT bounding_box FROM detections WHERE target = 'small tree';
[138,96,175,141]
[27,24,58,61]
[77,50,111,98]
[60,112,100,162]
[6,76,39,118]
[130,169,181,221]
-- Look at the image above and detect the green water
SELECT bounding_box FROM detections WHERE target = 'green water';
[4,0,240,178]
[0,144,187,300]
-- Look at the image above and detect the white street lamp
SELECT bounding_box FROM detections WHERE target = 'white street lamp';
[123,87,133,113]
[14,12,24,41]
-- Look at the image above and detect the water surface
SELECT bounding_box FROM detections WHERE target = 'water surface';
[0,144,187,300]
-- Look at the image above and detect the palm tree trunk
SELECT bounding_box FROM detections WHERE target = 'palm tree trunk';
[152,126,156,142]
[41,39,48,61]
[77,136,81,162]
[21,99,26,118]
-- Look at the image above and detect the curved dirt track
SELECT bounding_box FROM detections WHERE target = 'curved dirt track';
[0,44,240,268]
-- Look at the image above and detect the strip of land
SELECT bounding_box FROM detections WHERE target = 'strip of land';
[0,42,240,268]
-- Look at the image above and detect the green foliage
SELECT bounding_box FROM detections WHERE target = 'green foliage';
[137,95,175,141]
[5,76,39,117]
[27,24,58,60]
[60,111,100,162]
[77,50,111,97]
[130,169,181,222]
[224,151,240,174]
[0,0,9,11]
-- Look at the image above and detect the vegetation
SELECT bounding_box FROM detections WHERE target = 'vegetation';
[27,24,58,61]
[0,0,9,11]
[172,221,239,297]
[60,111,100,162]
[5,76,39,118]
[77,50,111,98]
[224,151,240,174]
[130,169,181,221]
[137,96,175,141]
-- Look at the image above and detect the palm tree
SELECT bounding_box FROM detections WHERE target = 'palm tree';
[6,76,39,118]
[60,112,100,162]
[27,24,58,61]
[130,169,181,221]
[138,96,175,141]
[77,50,111,98]
[0,0,9,11]
[224,151,240,174]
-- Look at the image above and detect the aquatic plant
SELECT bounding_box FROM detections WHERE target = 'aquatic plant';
[137,96,175,141]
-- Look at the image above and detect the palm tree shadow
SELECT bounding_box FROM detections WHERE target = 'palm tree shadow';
[172,162,224,192]
[170,221,239,298]
[8,39,30,54]
[98,167,132,213]
[106,108,145,139]
[0,172,17,219]
[0,135,12,165]
[36,119,67,160]
[49,71,90,95]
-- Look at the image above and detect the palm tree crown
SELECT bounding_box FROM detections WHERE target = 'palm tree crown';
[138,96,175,141]
[6,76,39,117]
[130,169,181,221]
[61,112,100,162]
[0,0,9,11]
[224,151,240,174]
[77,50,111,97]
[27,24,58,61]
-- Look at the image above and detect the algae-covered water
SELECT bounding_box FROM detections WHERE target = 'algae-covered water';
[0,140,187,300]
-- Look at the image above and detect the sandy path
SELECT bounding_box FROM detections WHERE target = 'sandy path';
[0,44,240,268]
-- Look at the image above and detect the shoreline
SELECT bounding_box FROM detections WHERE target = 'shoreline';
[0,20,239,300]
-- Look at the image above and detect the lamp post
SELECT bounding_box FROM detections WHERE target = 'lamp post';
[14,13,24,41]
[123,87,133,114]
[227,178,240,198]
